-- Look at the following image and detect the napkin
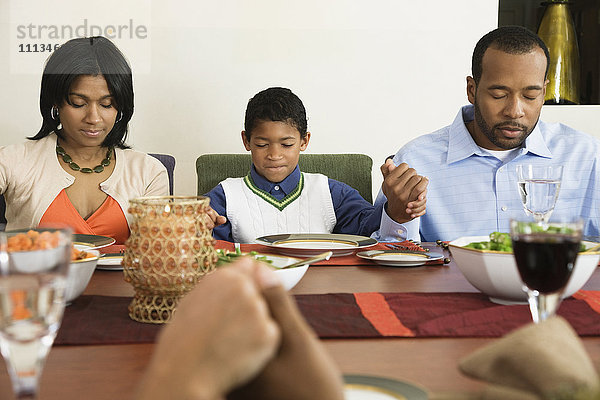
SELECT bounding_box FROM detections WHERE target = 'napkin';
[459,316,600,400]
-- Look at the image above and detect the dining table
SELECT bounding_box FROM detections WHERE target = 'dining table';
[1,241,600,399]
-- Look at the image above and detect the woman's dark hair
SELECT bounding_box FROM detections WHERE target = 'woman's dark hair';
[29,36,133,149]
[472,25,550,85]
[244,87,308,141]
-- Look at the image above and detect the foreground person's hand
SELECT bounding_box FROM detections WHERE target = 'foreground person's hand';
[135,258,281,400]
[381,159,428,223]
[227,281,345,400]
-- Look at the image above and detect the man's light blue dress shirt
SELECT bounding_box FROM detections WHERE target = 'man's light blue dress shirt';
[373,105,600,242]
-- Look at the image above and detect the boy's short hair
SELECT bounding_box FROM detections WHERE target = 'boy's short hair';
[244,87,308,141]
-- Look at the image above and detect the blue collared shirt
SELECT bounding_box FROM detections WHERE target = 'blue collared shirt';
[207,165,384,242]
[373,105,600,242]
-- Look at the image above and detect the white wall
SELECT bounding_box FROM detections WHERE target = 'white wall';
[2,1,507,200]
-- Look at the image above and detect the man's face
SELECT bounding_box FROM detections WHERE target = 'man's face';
[466,47,548,150]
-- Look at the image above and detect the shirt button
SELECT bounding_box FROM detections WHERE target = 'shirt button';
[501,206,507,211]
[274,185,280,191]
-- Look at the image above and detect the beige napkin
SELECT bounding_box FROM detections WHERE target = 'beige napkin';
[459,317,600,400]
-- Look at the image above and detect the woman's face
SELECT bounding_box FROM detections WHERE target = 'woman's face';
[58,74,118,149]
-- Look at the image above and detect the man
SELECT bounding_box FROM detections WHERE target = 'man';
[374,26,600,242]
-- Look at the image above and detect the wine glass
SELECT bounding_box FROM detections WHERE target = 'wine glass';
[516,164,563,224]
[510,218,582,323]
[0,228,71,399]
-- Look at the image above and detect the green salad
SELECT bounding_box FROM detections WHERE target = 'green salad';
[464,229,586,253]
[216,248,273,266]
[464,232,513,252]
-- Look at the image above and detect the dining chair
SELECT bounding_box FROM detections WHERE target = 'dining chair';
[196,153,373,203]
[149,153,176,195]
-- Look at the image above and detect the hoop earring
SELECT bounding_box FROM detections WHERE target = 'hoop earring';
[51,106,62,130]
[115,111,123,123]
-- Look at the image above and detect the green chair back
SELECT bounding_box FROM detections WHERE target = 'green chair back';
[196,153,373,203]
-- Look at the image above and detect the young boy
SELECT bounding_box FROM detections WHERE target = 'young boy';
[206,87,426,243]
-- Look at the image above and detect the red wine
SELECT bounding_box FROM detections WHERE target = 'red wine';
[512,234,579,294]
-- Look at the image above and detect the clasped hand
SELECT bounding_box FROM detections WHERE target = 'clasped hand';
[381,159,428,224]
[136,257,344,400]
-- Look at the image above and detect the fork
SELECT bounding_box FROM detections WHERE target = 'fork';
[386,244,429,252]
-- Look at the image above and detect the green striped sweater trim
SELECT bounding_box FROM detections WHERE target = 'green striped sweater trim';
[243,173,304,211]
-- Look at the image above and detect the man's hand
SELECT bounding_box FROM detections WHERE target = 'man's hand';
[381,159,428,224]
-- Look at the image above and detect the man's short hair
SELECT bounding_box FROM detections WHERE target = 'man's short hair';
[472,26,550,84]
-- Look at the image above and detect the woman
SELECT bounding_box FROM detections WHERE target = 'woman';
[0,37,169,244]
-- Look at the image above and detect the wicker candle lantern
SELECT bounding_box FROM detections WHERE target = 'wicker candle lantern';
[123,196,218,323]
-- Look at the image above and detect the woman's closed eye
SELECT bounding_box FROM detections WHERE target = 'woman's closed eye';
[69,100,86,108]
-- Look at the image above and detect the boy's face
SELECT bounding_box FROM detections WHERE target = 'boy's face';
[242,120,310,183]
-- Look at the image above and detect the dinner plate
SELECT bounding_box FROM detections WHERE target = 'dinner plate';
[96,254,124,271]
[344,375,428,400]
[356,250,444,267]
[255,233,377,257]
[72,234,115,249]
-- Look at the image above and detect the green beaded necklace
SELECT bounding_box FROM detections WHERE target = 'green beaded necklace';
[56,145,113,173]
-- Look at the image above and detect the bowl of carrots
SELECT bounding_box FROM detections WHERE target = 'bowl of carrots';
[6,230,100,303]
[67,246,99,302]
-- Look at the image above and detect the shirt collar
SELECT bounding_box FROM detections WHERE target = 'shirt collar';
[249,164,301,196]
[446,105,552,164]
[522,122,552,159]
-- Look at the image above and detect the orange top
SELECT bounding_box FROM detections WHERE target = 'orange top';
[39,189,129,245]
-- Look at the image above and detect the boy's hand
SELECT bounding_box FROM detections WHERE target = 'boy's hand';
[204,206,227,229]
[381,159,428,224]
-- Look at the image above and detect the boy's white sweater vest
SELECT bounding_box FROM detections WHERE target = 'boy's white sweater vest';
[220,172,337,243]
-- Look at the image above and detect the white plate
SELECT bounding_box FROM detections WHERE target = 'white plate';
[356,250,444,267]
[255,234,377,257]
[344,375,428,400]
[96,255,124,271]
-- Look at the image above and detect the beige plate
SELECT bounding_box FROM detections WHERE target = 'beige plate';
[343,375,428,400]
[357,250,444,267]
[72,234,115,249]
[255,233,377,257]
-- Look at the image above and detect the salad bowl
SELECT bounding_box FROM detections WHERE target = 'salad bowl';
[449,235,600,304]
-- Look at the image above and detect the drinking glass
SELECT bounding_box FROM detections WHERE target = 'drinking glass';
[510,219,582,323]
[0,228,71,399]
[516,164,563,224]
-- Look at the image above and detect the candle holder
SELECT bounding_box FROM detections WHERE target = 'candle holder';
[123,196,218,324]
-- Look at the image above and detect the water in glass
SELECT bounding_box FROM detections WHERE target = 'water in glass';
[0,229,70,399]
